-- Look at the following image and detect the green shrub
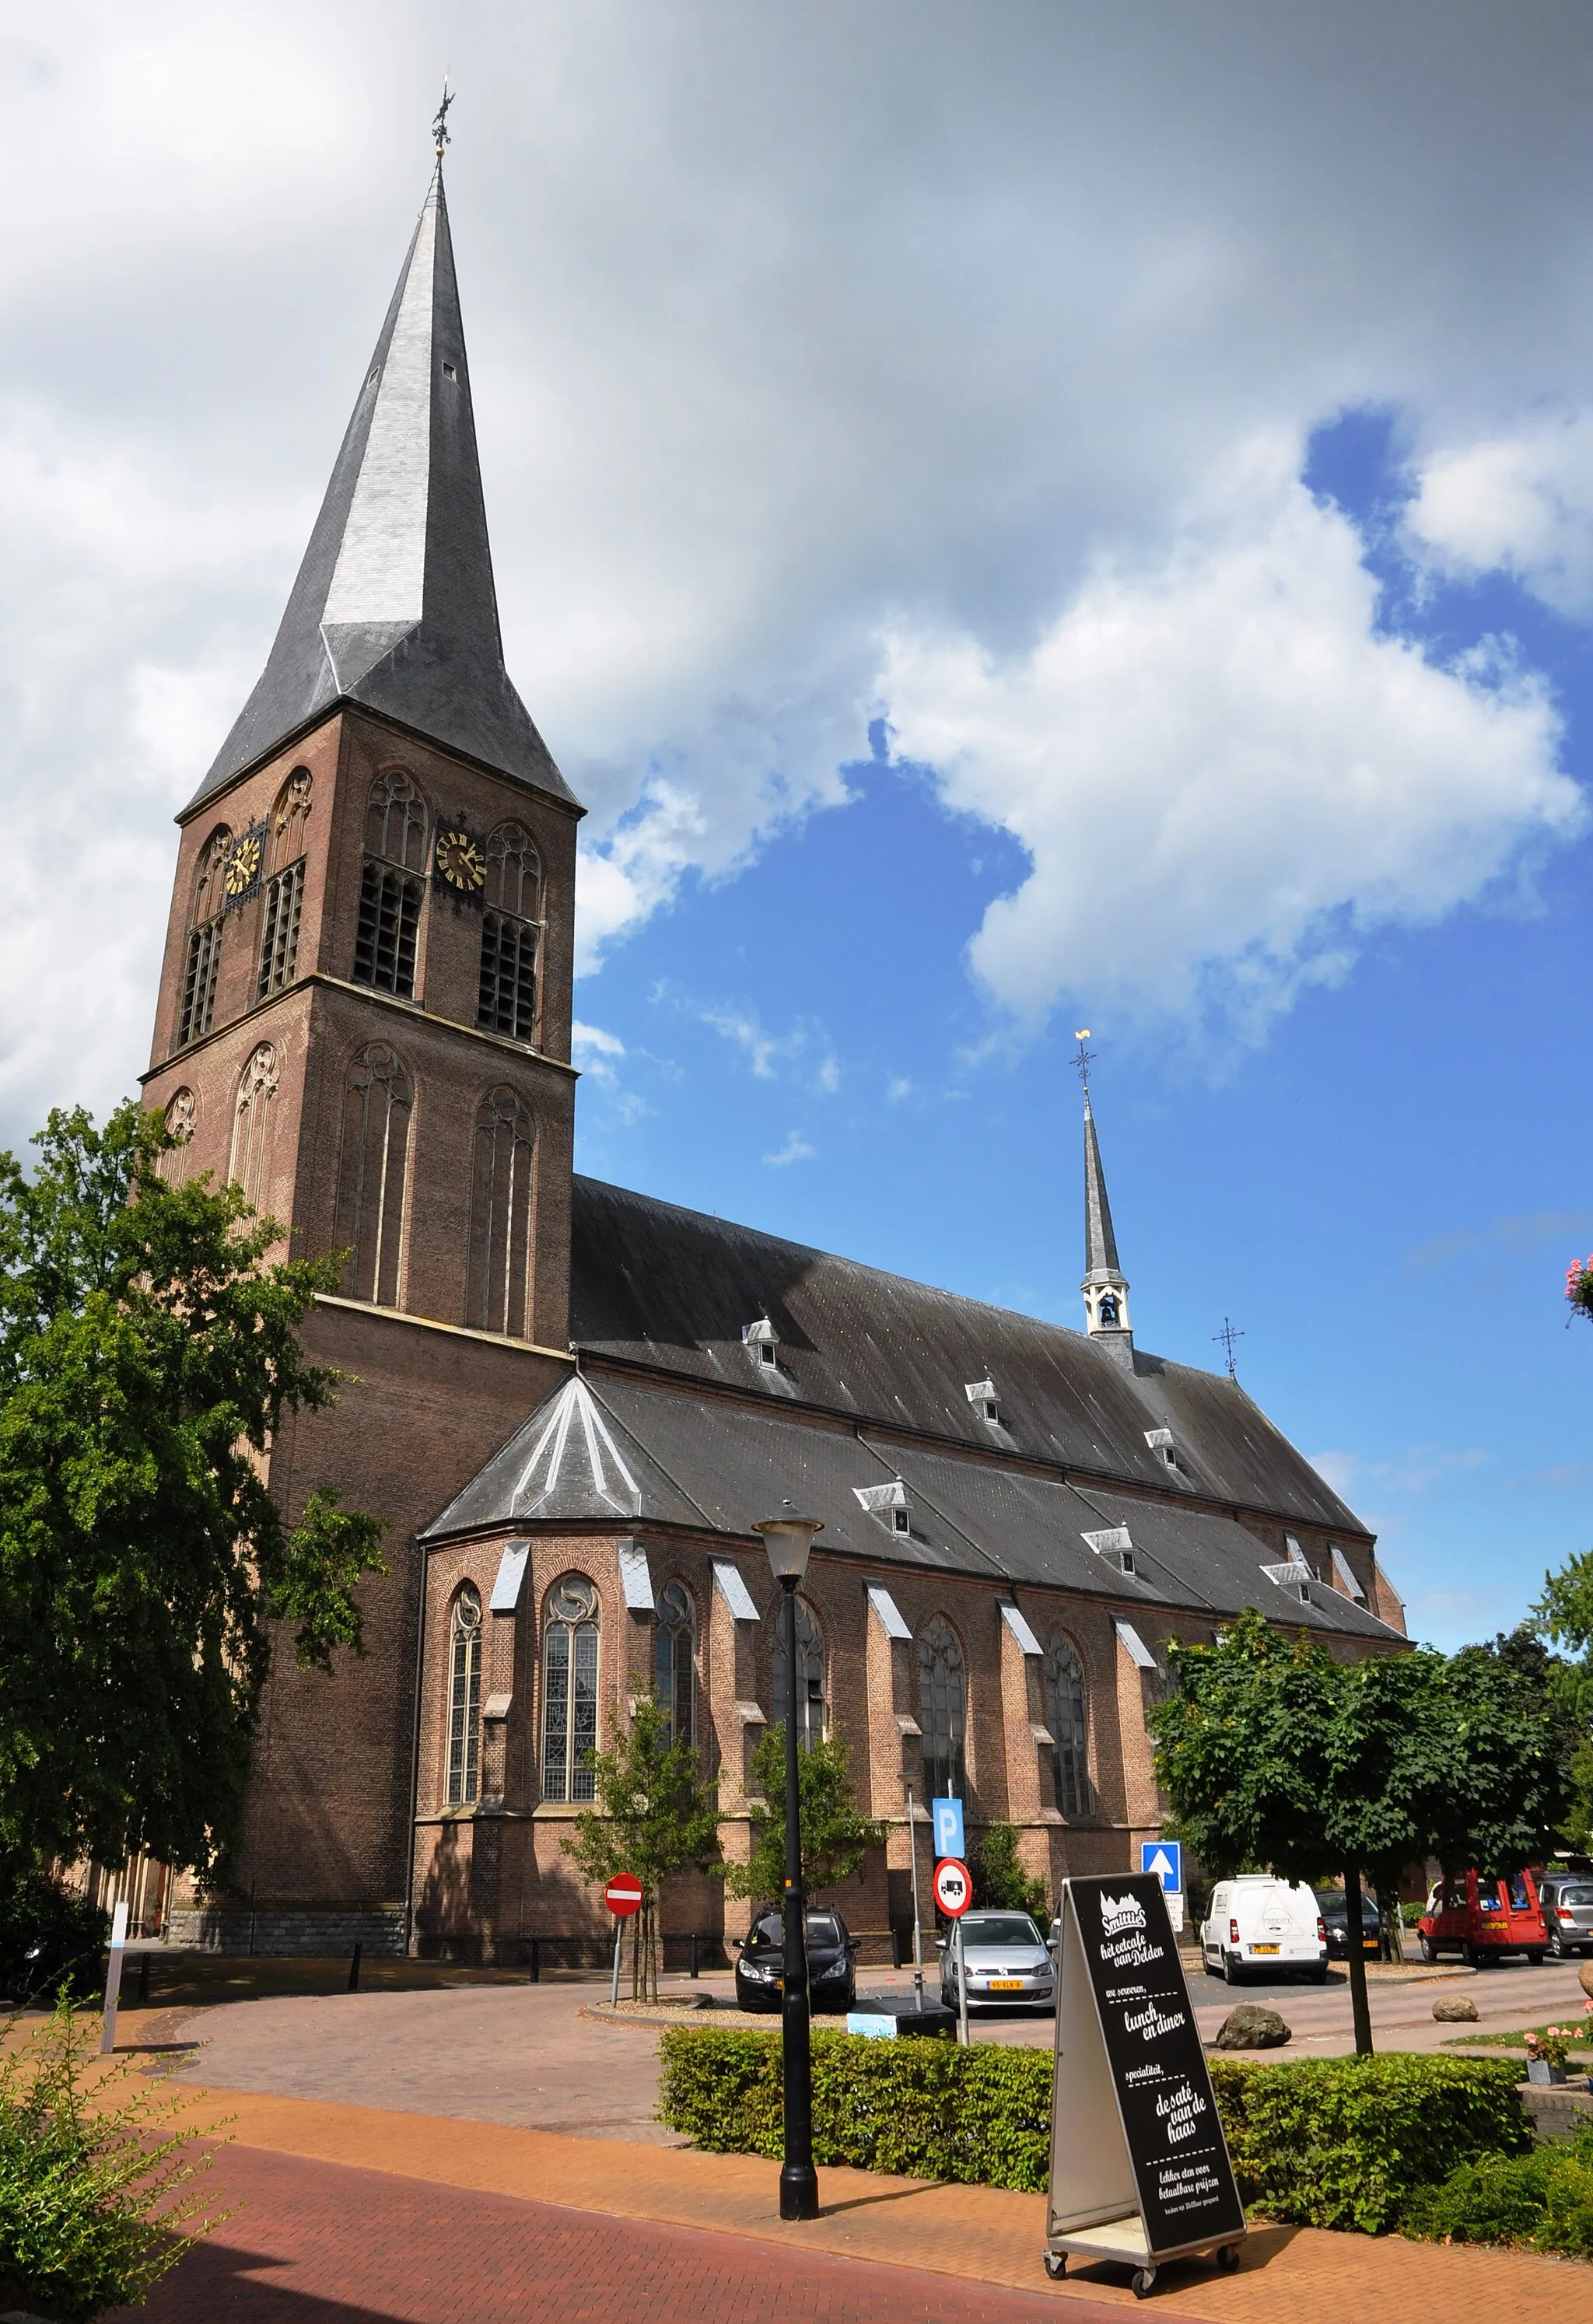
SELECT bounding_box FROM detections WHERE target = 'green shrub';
[660,2031,1528,2227]
[1211,2054,1529,2233]
[0,1871,107,2004]
[1400,2128,1593,2256]
[0,1995,226,2319]
[971,1825,1049,1920]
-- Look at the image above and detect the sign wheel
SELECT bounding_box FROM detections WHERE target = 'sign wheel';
[1216,2245,1241,2273]
[1043,2252,1066,2280]
[1131,2267,1157,2298]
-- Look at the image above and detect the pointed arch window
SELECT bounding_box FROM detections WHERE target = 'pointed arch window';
[257,769,313,999]
[654,1580,696,1749]
[177,827,230,1048]
[771,1596,827,1751]
[465,1088,534,1335]
[1044,1635,1092,1819]
[229,1044,278,1213]
[354,773,427,998]
[918,1616,967,1801]
[541,1574,600,1803]
[159,1088,197,1187]
[334,1041,412,1305]
[446,1585,483,1807]
[477,822,541,1043]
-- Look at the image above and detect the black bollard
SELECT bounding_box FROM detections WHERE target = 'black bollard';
[135,1951,152,2006]
[891,1927,902,1969]
[348,1942,362,1993]
[528,1937,540,1984]
[689,1932,699,1979]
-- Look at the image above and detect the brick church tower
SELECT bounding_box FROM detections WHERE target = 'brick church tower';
[142,165,582,1948]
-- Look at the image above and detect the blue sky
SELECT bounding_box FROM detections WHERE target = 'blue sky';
[8,5,1593,1650]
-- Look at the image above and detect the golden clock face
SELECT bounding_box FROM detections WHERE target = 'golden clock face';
[223,833,263,897]
[435,828,486,893]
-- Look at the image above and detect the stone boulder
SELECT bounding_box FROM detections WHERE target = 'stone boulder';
[1580,1958,1593,2004]
[1213,2004,1290,2050]
[1431,1995,1479,2022]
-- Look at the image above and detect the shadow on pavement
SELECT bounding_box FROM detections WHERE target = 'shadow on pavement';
[106,2237,404,2323]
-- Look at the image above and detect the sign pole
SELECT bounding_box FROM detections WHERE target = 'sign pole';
[610,1916,623,2008]
[905,1783,925,2005]
[956,1913,968,2047]
[99,1899,130,2056]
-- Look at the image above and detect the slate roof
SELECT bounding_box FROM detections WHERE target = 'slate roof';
[424,1370,1399,1643]
[564,1176,1367,1535]
[187,167,576,816]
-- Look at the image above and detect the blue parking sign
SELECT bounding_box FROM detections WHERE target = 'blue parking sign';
[1140,1839,1182,1893]
[932,1797,965,1862]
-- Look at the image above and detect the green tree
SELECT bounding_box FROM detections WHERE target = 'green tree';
[1149,1609,1564,2054]
[563,1690,721,2000]
[720,1725,885,1906]
[971,1822,1049,1919]
[1532,1554,1593,1850]
[0,1101,386,1891]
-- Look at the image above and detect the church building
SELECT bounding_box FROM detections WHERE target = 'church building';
[141,165,1406,1961]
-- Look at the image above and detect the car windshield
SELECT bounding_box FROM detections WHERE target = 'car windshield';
[959,1915,1042,1946]
[744,1912,841,1951]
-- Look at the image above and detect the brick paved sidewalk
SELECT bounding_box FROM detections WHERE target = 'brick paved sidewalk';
[148,2083,1585,2322]
[111,2143,1141,2323]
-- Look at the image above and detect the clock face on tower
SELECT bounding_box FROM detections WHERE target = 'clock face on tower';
[434,828,486,895]
[223,831,263,898]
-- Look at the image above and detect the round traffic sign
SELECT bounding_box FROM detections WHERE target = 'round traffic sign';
[604,1874,643,1918]
[932,1857,972,1917]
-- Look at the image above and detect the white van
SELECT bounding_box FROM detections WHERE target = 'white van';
[1200,1876,1327,1985]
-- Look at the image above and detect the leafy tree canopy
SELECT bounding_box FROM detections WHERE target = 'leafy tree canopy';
[563,1690,721,2000]
[1532,1553,1593,1849]
[720,1724,885,1904]
[0,1101,385,1888]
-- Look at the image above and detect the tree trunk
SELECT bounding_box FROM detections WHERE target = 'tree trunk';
[1344,1863,1374,2056]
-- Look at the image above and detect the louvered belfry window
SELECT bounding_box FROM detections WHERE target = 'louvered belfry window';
[177,828,230,1048]
[257,768,312,999]
[446,1586,483,1807]
[354,773,427,998]
[541,1574,600,1802]
[477,822,540,1041]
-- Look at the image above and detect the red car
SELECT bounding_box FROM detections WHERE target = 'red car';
[1417,1868,1546,1966]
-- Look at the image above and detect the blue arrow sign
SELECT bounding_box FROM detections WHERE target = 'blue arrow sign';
[932,1797,965,1863]
[1141,1839,1182,1893]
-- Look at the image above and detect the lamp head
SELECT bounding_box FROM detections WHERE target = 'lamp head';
[753,1499,823,1582]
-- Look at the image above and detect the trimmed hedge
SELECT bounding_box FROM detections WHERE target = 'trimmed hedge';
[1399,2126,1593,2257]
[657,2029,1529,2228]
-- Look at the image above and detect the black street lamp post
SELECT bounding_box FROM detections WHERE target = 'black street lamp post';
[753,1498,824,2222]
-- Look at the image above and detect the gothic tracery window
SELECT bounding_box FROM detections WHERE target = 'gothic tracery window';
[446,1585,483,1808]
[541,1574,600,1803]
[229,1043,278,1213]
[353,773,427,998]
[159,1088,197,1186]
[918,1615,967,1801]
[464,1088,534,1335]
[477,821,540,1043]
[257,769,312,999]
[1045,1634,1091,1818]
[177,827,230,1048]
[654,1580,696,1748]
[334,1041,412,1306]
[771,1595,827,1751]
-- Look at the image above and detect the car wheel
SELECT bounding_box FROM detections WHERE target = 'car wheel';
[1418,1933,1437,1962]
[1308,1963,1328,1984]
[1223,1949,1242,1986]
[1548,1927,1564,1958]
[1526,1951,1545,1966]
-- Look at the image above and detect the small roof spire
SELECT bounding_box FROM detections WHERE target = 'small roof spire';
[1075,1034,1132,1355]
[186,152,576,817]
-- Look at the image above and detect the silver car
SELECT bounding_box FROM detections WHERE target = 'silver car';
[1541,1876,1593,1958]
[939,1911,1055,2012]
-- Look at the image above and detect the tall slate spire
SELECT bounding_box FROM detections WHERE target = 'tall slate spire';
[187,166,575,813]
[1081,1090,1133,1353]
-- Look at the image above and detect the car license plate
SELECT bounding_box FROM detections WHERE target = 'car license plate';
[989,1978,1024,1990]
[1251,1944,1280,1955]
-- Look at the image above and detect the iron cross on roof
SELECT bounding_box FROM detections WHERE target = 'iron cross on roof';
[1212,1315,1245,1378]
[432,77,455,156]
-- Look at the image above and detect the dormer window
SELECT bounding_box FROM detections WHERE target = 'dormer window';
[965,1377,1001,1426]
[893,1507,910,1535]
[743,1317,780,1370]
[854,1479,912,1537]
[1144,1426,1180,1472]
[1081,1524,1136,1577]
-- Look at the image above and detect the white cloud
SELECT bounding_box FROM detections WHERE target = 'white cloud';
[1406,413,1593,614]
[1308,1451,1360,1501]
[763,1131,815,1167]
[882,435,1581,1040]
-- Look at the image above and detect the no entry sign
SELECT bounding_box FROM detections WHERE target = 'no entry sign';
[933,1857,972,1917]
[604,1874,643,1918]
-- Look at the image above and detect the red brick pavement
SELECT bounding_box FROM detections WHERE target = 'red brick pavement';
[113,2144,1182,2324]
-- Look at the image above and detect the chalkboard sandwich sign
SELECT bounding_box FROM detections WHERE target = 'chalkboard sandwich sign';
[1045,1872,1245,2298]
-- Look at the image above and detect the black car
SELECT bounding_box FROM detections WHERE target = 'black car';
[1315,1888,1382,1961]
[733,1908,859,2013]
